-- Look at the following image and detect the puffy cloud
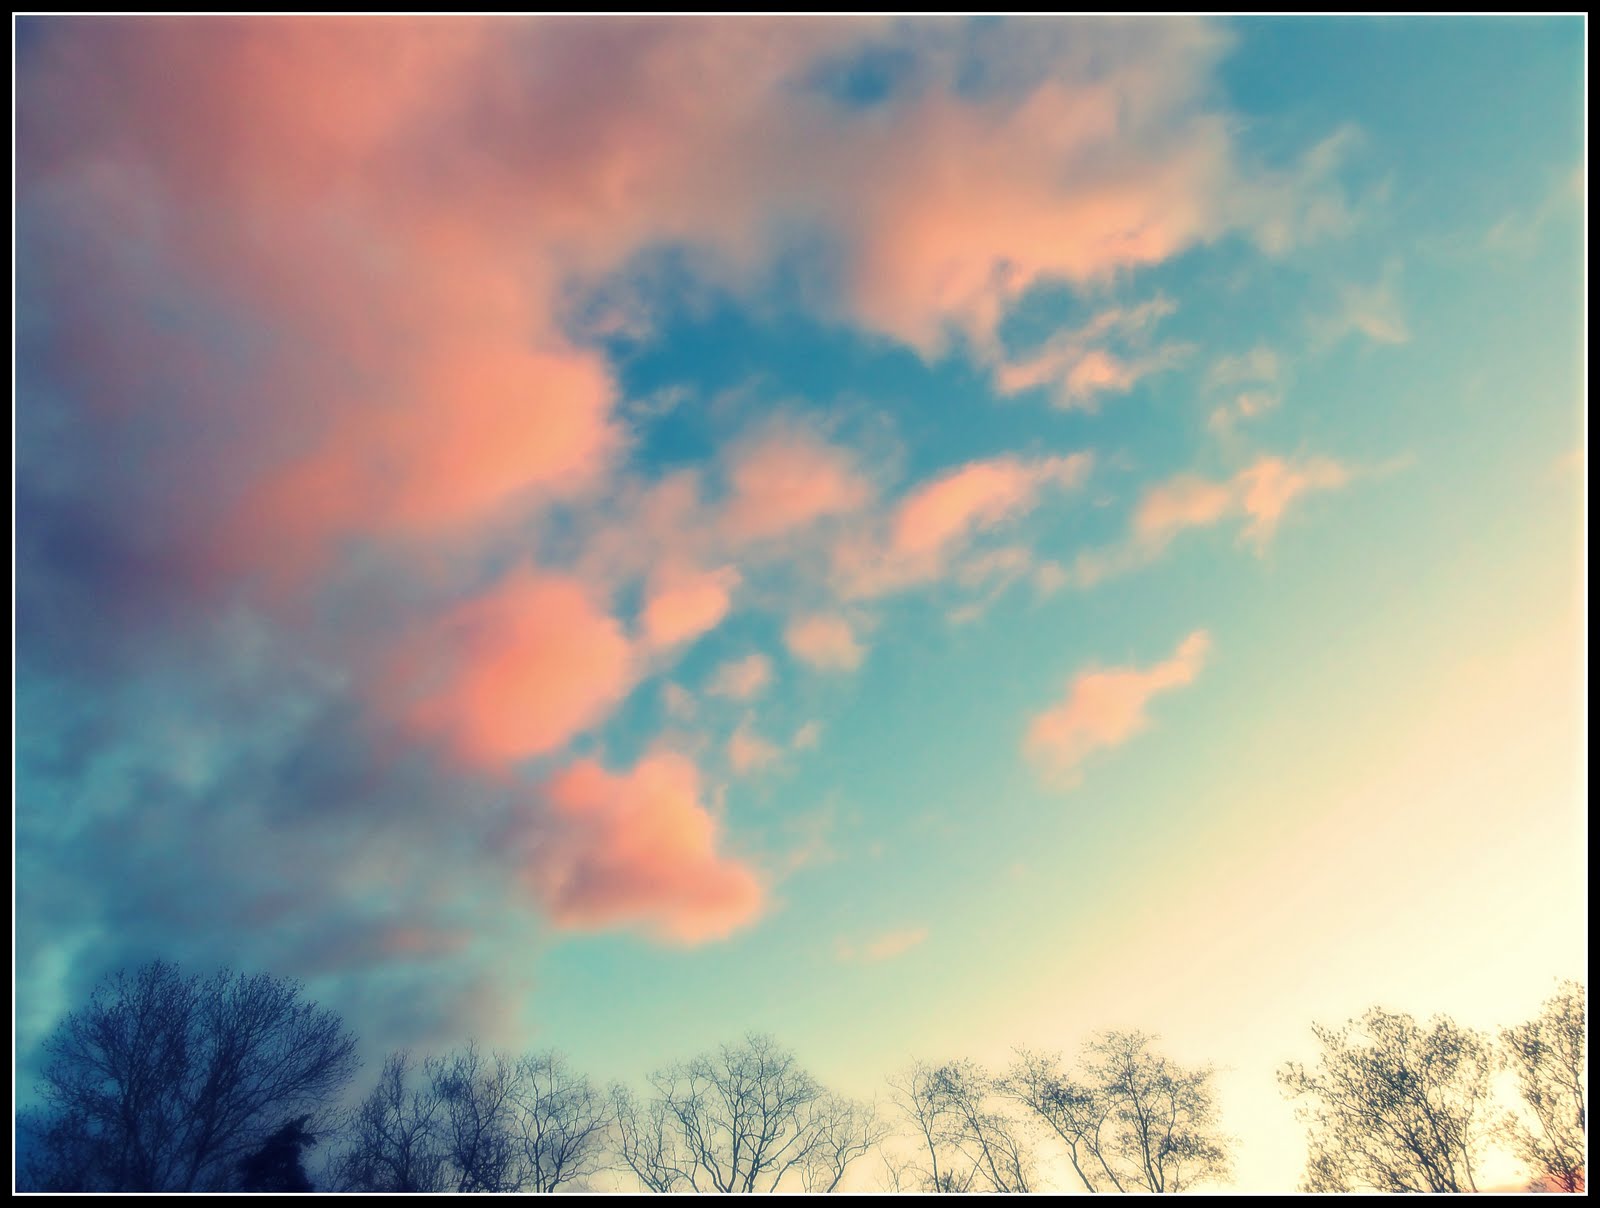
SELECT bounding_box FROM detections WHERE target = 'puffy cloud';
[524,750,764,943]
[792,721,822,750]
[720,424,874,544]
[836,453,1092,598]
[1026,630,1211,785]
[784,614,865,672]
[380,569,635,768]
[706,654,775,701]
[640,564,741,650]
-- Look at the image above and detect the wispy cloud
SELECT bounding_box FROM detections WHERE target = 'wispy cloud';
[1026,630,1211,786]
[836,927,929,964]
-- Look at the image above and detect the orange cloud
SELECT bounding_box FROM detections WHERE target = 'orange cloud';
[381,568,635,767]
[784,614,865,672]
[1026,630,1211,785]
[527,750,764,943]
[640,564,741,649]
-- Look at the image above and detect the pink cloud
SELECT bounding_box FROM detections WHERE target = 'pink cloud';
[380,568,635,768]
[706,653,774,701]
[720,424,873,544]
[837,453,1092,598]
[1134,455,1351,553]
[1026,630,1211,785]
[526,750,764,944]
[994,298,1185,409]
[784,614,865,672]
[640,564,741,649]
[1235,456,1350,547]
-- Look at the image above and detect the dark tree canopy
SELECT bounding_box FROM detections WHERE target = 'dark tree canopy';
[237,1116,318,1193]
[325,1044,615,1194]
[22,959,360,1192]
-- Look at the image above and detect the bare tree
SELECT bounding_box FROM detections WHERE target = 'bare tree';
[887,1059,1032,1192]
[427,1043,520,1192]
[1279,1007,1494,1193]
[613,1033,877,1193]
[1004,1048,1127,1192]
[22,959,359,1192]
[797,1093,892,1193]
[324,1051,450,1193]
[1004,1034,1232,1194]
[1499,980,1586,1192]
[508,1051,615,1192]
[1082,1031,1231,1193]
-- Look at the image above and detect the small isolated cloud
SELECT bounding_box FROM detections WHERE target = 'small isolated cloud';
[706,653,774,701]
[523,749,764,944]
[792,721,822,750]
[640,564,741,650]
[728,718,782,776]
[835,452,1093,598]
[1077,453,1353,586]
[836,926,929,964]
[785,614,865,671]
[1026,630,1211,786]
[720,422,874,544]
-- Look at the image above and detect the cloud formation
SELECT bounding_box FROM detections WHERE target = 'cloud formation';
[1026,630,1212,785]
[524,750,764,943]
[836,453,1093,598]
[1077,454,1353,585]
[15,15,1362,1057]
[785,614,866,672]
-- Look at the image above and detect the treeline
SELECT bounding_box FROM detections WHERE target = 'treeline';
[15,960,1585,1193]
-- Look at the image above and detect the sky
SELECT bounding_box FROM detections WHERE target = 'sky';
[13,15,1586,1192]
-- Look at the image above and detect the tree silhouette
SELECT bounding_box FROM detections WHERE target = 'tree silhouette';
[887,1058,1032,1192]
[1004,1031,1231,1193]
[1279,1007,1493,1192]
[21,959,359,1192]
[1499,980,1586,1193]
[325,1045,614,1193]
[236,1116,317,1192]
[613,1032,882,1193]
